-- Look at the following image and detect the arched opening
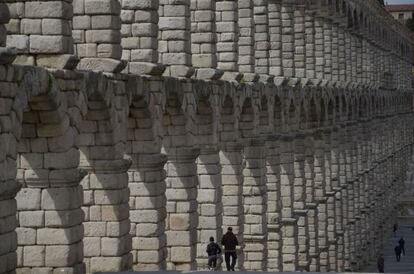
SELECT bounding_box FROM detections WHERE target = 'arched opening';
[126,95,167,270]
[260,95,269,135]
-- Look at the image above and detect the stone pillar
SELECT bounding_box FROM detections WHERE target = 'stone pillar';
[16,131,85,273]
[323,129,336,272]
[268,0,282,78]
[338,26,346,83]
[331,23,339,83]
[0,9,17,274]
[196,146,223,269]
[323,19,332,81]
[336,125,347,272]
[216,0,241,80]
[242,140,267,271]
[220,142,244,270]
[72,0,125,72]
[280,1,294,78]
[129,154,167,270]
[120,0,165,75]
[294,5,305,79]
[80,159,132,273]
[165,147,199,270]
[253,0,271,80]
[313,131,328,271]
[293,133,309,270]
[191,0,223,80]
[159,0,194,78]
[238,0,256,81]
[305,11,315,80]
[304,133,318,271]
[280,135,297,271]
[5,0,77,68]
[345,31,352,83]
[314,16,324,80]
[265,137,282,271]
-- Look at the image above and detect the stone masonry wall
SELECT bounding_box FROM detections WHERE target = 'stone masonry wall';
[0,0,413,273]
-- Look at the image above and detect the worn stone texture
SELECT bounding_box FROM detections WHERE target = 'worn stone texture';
[0,0,413,274]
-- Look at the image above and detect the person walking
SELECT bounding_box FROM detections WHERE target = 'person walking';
[393,223,398,236]
[395,245,402,262]
[206,236,222,270]
[377,254,385,273]
[221,227,239,271]
[399,237,406,256]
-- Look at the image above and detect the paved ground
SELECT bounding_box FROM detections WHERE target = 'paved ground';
[364,225,414,273]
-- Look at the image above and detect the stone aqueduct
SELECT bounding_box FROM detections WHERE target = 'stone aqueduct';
[0,0,413,273]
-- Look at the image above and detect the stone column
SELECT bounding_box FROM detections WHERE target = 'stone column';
[313,130,328,271]
[191,0,223,80]
[80,159,132,273]
[254,0,271,81]
[120,0,165,75]
[293,133,309,270]
[294,5,305,79]
[159,0,194,78]
[72,0,125,72]
[305,11,315,80]
[0,8,17,274]
[129,154,167,270]
[220,142,244,270]
[304,133,318,271]
[165,147,199,270]
[331,23,339,83]
[216,0,241,80]
[280,1,294,78]
[196,146,223,269]
[337,123,348,272]
[16,131,85,273]
[5,0,77,68]
[345,31,352,83]
[265,136,282,271]
[338,26,346,83]
[314,16,324,80]
[238,0,256,81]
[330,127,341,271]
[323,129,336,272]
[323,19,332,81]
[268,0,282,79]
[242,139,267,271]
[279,135,297,271]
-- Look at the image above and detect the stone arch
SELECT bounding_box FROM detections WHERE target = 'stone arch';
[309,96,319,128]
[15,67,85,273]
[300,100,308,130]
[239,98,255,139]
[335,95,341,123]
[220,95,237,143]
[287,99,297,131]
[320,97,326,126]
[259,95,270,135]
[327,98,334,126]
[274,94,283,131]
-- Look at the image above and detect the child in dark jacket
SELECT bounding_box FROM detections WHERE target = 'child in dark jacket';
[206,236,222,270]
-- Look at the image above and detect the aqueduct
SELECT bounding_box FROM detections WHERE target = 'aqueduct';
[0,0,413,273]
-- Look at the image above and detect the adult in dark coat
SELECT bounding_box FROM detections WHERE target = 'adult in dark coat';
[221,227,239,271]
[395,245,402,262]
[399,237,406,256]
[377,254,385,273]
